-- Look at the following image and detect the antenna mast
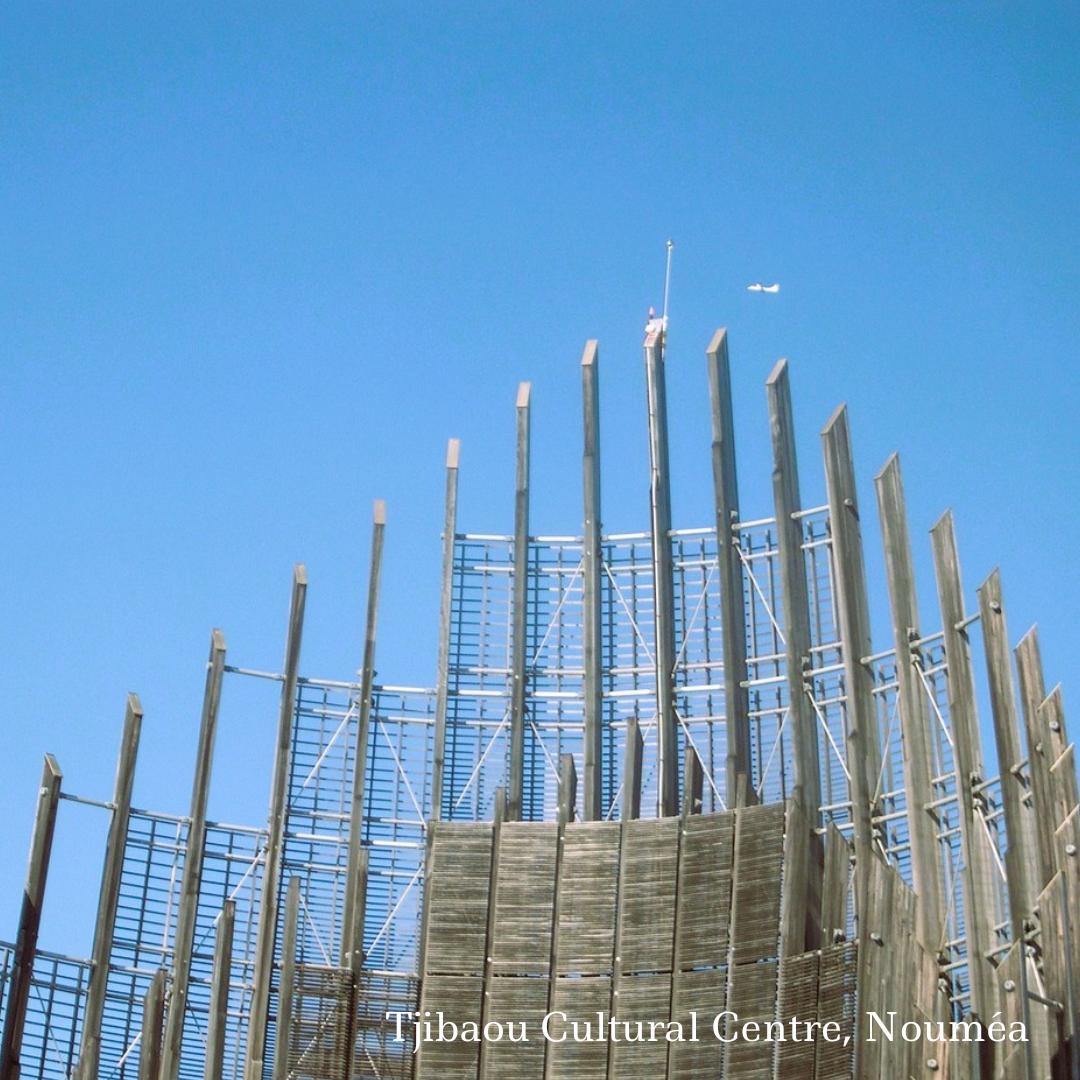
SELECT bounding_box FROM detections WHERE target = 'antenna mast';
[662,239,674,326]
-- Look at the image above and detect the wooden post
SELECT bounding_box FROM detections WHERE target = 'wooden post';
[342,502,385,968]
[76,694,144,1080]
[136,969,166,1080]
[821,407,881,918]
[1015,628,1058,891]
[558,753,577,832]
[161,630,227,1080]
[930,511,998,1024]
[431,438,460,823]
[875,454,945,948]
[623,718,644,822]
[644,324,679,817]
[244,565,307,1080]
[707,329,751,804]
[203,902,235,1080]
[508,384,531,822]
[681,744,703,818]
[0,755,63,1080]
[581,342,604,822]
[271,878,302,1080]
[765,360,821,821]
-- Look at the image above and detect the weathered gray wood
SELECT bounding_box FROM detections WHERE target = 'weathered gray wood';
[77,694,144,1080]
[545,977,611,1080]
[342,501,385,969]
[272,878,301,1080]
[622,717,643,822]
[821,822,850,945]
[875,454,945,949]
[681,744,702,818]
[479,976,549,1080]
[558,753,577,831]
[644,326,679,817]
[244,565,307,1080]
[724,960,778,1080]
[673,812,733,971]
[779,795,811,958]
[821,406,881,919]
[707,328,751,803]
[930,510,999,1025]
[137,968,166,1080]
[729,803,785,964]
[1015,628,1058,891]
[668,967,725,1080]
[345,847,369,988]
[161,630,227,1080]
[552,821,620,976]
[581,342,604,823]
[488,822,558,975]
[414,976,484,1080]
[432,438,460,823]
[508,384,531,822]
[0,755,63,1080]
[203,901,235,1080]
[766,360,823,954]
[609,972,671,1079]
[616,818,680,974]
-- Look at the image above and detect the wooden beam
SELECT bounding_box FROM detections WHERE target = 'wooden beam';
[136,969,166,1080]
[76,694,144,1080]
[820,406,880,917]
[271,878,301,1080]
[431,438,460,823]
[203,902,235,1080]
[508,384,531,822]
[681,744,703,818]
[644,326,679,817]
[929,510,998,1025]
[581,342,604,822]
[0,754,63,1080]
[342,502,385,969]
[623,717,644,822]
[244,565,307,1080]
[161,630,227,1080]
[875,454,944,948]
[707,329,751,803]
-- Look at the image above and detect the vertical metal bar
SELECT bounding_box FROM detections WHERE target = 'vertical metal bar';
[766,359,821,819]
[581,342,604,822]
[707,329,751,803]
[271,879,301,1080]
[977,569,1035,1080]
[136,969,166,1080]
[644,324,679,817]
[508,384,531,822]
[622,718,644,822]
[432,438,460,823]
[1015,629,1058,890]
[245,566,307,1080]
[820,406,880,916]
[875,454,945,947]
[77,694,144,1080]
[0,755,63,1080]
[342,502,385,968]
[203,902,235,1080]
[930,510,998,1025]
[161,630,227,1080]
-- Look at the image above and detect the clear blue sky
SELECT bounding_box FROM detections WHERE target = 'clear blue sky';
[2,4,1077,951]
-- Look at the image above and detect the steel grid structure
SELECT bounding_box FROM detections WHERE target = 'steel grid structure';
[1,323,1076,1080]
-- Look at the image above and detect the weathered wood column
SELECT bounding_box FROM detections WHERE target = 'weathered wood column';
[76,694,144,1080]
[707,329,750,804]
[0,755,63,1080]
[581,341,604,822]
[431,438,460,823]
[508,383,531,821]
[161,629,227,1080]
[271,878,302,1080]
[244,565,307,1080]
[644,323,679,817]
[203,902,235,1080]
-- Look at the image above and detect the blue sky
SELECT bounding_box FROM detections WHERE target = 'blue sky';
[2,4,1077,950]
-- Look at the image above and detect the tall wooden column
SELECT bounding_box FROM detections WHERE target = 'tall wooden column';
[508,384,531,822]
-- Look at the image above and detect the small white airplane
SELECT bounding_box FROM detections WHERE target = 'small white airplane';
[747,283,780,293]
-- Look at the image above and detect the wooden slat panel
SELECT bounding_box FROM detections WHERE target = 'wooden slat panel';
[490,823,558,975]
[479,977,549,1080]
[553,822,621,976]
[674,812,734,971]
[668,967,725,1080]
[775,952,819,1080]
[724,959,778,1080]
[608,972,671,1079]
[424,824,494,977]
[415,975,484,1080]
[730,803,785,964]
[618,818,679,974]
[815,942,856,1080]
[545,977,612,1080]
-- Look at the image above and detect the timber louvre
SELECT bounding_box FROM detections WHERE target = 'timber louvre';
[0,317,1077,1080]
